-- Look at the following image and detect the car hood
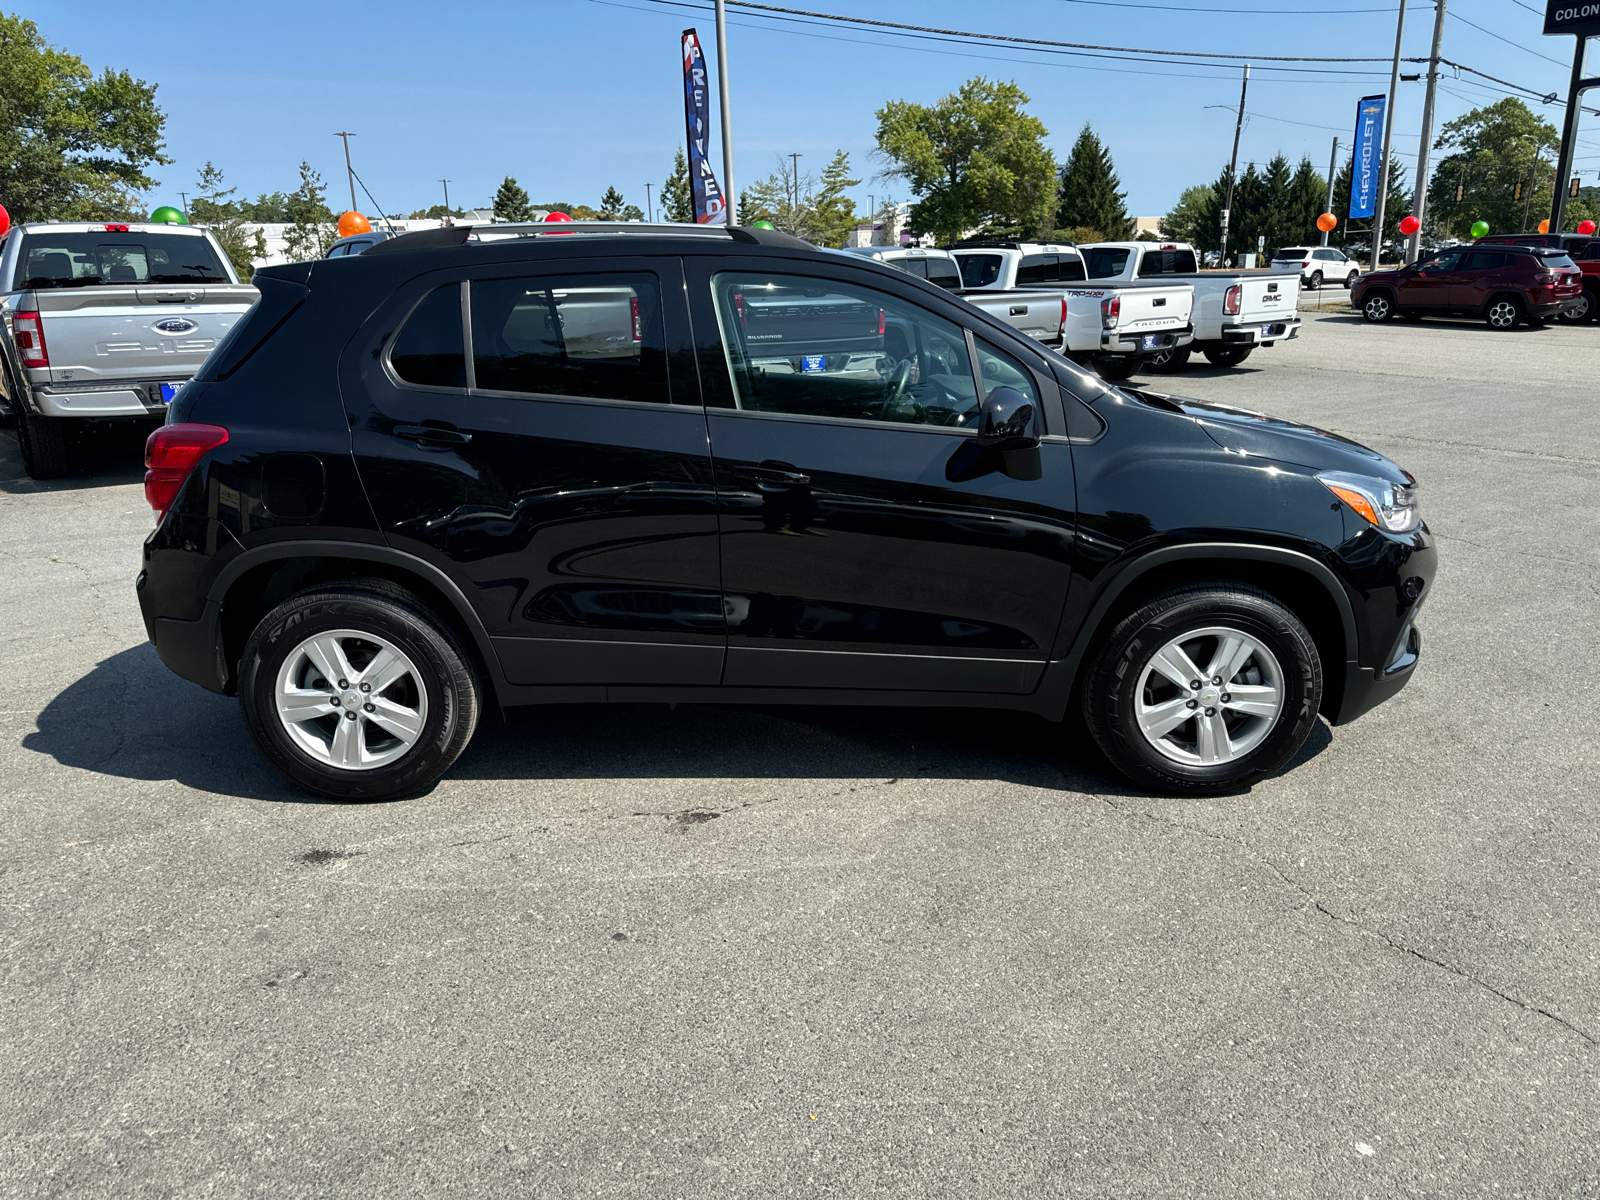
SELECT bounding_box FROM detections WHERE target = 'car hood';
[1147,393,1409,482]
[1359,268,1408,285]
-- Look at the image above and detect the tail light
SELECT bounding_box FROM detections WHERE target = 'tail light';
[1224,284,1242,316]
[144,424,229,519]
[1100,296,1120,329]
[12,311,48,368]
[877,308,886,336]
[1302,260,1310,268]
[629,295,641,342]
[734,292,745,324]
[104,224,130,233]
[1060,295,1069,330]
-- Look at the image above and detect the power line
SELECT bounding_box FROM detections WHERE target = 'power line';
[1446,10,1567,68]
[1053,0,1396,11]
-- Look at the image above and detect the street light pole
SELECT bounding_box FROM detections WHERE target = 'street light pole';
[1370,0,1408,272]
[178,192,190,223]
[1219,65,1249,269]
[439,179,452,225]
[789,152,802,222]
[1321,138,1339,247]
[335,132,358,212]
[715,0,736,227]
[1406,0,1445,263]
[644,183,654,223]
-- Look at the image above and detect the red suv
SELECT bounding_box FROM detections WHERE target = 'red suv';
[1475,233,1600,323]
[1353,244,1582,330]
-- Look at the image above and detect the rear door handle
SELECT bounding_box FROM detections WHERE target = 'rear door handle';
[732,465,810,486]
[393,424,472,446]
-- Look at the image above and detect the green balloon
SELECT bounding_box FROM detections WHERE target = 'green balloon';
[1470,220,1489,238]
[150,206,188,224]
[750,219,776,230]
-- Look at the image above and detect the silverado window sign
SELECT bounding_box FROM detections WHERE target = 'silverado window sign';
[680,29,728,225]
[1348,94,1386,221]
[1545,0,1600,37]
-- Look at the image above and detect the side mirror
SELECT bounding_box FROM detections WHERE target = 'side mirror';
[975,386,1039,451]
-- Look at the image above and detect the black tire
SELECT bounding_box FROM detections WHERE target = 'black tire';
[1080,582,1323,795]
[1558,288,1596,324]
[1484,294,1522,331]
[1201,345,1253,368]
[1307,270,1323,290]
[15,407,70,479]
[1094,354,1141,381]
[1144,345,1191,374]
[238,580,482,800]
[1344,270,1359,289]
[1361,291,1394,323]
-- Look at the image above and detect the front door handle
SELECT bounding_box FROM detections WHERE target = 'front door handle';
[393,424,472,446]
[732,465,810,486]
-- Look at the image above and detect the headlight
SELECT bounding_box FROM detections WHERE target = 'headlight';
[1318,470,1420,533]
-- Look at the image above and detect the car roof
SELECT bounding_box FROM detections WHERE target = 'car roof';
[362,220,815,259]
[14,221,212,236]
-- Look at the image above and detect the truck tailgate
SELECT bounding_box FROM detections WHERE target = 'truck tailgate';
[1072,283,1192,334]
[1235,276,1299,324]
[958,290,1063,344]
[33,284,257,385]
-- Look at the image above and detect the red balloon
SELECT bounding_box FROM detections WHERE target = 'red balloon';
[1579,220,1597,236]
[0,203,9,238]
[543,211,573,222]
[1398,215,1420,236]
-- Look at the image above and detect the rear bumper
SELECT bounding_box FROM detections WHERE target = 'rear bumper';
[1221,319,1302,346]
[1100,324,1193,355]
[33,380,177,419]
[1530,298,1580,319]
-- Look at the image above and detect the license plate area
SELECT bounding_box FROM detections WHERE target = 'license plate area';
[1141,334,1158,350]
[159,382,183,403]
[800,355,827,373]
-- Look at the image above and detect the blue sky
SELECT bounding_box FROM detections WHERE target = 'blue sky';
[30,0,1592,221]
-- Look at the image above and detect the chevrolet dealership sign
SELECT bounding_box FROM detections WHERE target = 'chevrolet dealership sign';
[1545,0,1600,37]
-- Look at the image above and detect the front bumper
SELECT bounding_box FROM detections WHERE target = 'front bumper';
[1221,319,1302,346]
[1328,523,1436,725]
[1101,324,1193,355]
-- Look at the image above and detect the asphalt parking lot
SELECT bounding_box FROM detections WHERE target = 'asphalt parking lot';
[3,308,1597,1197]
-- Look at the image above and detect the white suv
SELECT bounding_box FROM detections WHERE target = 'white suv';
[1271,245,1359,290]
[834,245,962,291]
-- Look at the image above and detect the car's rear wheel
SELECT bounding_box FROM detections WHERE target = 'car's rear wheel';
[1081,583,1322,794]
[1361,292,1394,323]
[238,581,481,800]
[1144,345,1191,373]
[1202,346,1253,368]
[1094,354,1141,381]
[15,408,70,480]
[1559,288,1595,324]
[1484,295,1523,331]
[1307,270,1323,290]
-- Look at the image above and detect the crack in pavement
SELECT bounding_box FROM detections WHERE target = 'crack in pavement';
[1320,426,1600,469]
[1099,797,1599,1048]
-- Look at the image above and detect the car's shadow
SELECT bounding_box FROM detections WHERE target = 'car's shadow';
[23,644,1333,806]
[0,422,152,494]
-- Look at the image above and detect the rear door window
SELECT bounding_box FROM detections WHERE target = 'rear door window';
[1460,251,1509,271]
[15,231,228,289]
[470,272,667,403]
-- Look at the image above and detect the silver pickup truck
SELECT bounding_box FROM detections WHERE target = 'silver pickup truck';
[0,221,258,478]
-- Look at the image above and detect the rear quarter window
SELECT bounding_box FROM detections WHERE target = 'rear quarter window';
[1085,248,1130,277]
[957,254,1003,288]
[924,258,962,290]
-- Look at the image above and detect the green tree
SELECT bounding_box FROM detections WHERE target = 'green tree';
[1160,184,1215,246]
[282,161,336,261]
[405,203,463,220]
[493,175,532,222]
[737,156,819,238]
[662,147,695,223]
[0,13,170,222]
[809,150,860,248]
[1288,156,1329,245]
[1331,152,1410,258]
[875,76,1055,246]
[189,162,264,280]
[597,185,627,220]
[1256,153,1297,254]
[620,203,644,222]
[1056,124,1131,240]
[1426,97,1560,237]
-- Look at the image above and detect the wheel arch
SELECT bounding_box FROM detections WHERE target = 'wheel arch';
[1058,544,1357,722]
[208,541,507,702]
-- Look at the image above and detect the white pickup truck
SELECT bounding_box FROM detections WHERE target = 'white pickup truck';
[950,241,1194,380]
[1079,241,1301,372]
[0,221,257,478]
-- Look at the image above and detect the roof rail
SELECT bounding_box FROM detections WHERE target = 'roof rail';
[950,238,1078,250]
[364,220,815,256]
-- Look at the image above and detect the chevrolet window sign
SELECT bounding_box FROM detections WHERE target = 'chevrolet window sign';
[1545,0,1600,37]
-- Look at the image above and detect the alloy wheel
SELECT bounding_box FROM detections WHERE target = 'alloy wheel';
[1487,299,1519,330]
[1363,295,1391,321]
[273,629,428,770]
[1133,626,1284,766]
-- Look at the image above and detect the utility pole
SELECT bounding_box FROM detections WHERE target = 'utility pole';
[1218,65,1249,269]
[1550,37,1598,232]
[1406,0,1445,263]
[789,152,803,220]
[1371,0,1408,271]
[644,182,654,223]
[715,0,736,227]
[178,192,190,223]
[1321,138,1339,246]
[334,131,358,212]
[439,179,452,225]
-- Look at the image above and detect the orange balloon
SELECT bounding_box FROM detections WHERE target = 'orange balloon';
[1316,212,1337,233]
[1538,219,1551,234]
[337,211,372,238]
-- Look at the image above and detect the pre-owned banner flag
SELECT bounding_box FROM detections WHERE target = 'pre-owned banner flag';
[681,29,727,224]
[1348,94,1386,219]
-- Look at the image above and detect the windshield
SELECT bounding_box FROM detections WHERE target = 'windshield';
[16,231,229,290]
[1084,248,1131,277]
[956,254,1003,287]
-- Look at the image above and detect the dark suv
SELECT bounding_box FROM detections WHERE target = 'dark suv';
[1354,243,1582,328]
[138,222,1435,800]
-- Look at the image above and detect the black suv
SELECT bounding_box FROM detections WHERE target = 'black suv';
[138,222,1435,799]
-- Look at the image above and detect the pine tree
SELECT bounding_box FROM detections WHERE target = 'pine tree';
[1056,125,1131,240]
[190,162,264,280]
[493,176,532,223]
[1259,153,1295,255]
[1288,156,1329,244]
[810,150,860,248]
[663,148,695,223]
[282,161,335,261]
[620,203,644,222]
[598,186,626,219]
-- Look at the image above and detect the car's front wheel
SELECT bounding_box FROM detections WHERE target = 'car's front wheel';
[1345,270,1359,289]
[1081,583,1322,794]
[238,581,482,800]
[1361,292,1393,322]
